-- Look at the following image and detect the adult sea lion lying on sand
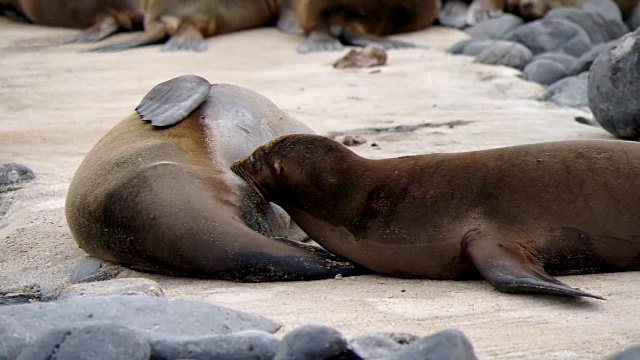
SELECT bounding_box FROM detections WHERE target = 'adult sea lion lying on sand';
[66,75,367,282]
[0,0,143,43]
[90,0,279,52]
[278,0,440,53]
[233,134,640,299]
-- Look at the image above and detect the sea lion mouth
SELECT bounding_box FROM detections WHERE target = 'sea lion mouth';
[231,159,271,202]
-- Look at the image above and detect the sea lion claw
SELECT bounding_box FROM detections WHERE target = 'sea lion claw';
[135,75,211,127]
[463,229,605,300]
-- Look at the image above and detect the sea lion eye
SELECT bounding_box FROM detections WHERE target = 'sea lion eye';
[274,161,283,175]
[248,155,262,172]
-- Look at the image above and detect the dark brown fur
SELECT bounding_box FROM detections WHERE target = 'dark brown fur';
[233,134,640,298]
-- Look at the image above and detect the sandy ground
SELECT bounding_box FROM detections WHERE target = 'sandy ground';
[0,18,638,359]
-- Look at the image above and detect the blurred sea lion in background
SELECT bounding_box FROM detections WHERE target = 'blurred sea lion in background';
[90,0,279,52]
[0,0,143,43]
[278,0,440,54]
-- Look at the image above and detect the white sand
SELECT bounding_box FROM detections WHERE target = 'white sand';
[0,18,638,359]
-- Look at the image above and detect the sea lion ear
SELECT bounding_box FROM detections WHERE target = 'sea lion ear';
[274,161,283,175]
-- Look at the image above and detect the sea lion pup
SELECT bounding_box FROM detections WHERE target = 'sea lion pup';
[90,0,279,52]
[66,75,367,282]
[0,0,143,43]
[278,0,439,54]
[233,134,640,299]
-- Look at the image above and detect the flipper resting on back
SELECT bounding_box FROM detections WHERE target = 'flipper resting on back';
[135,75,211,127]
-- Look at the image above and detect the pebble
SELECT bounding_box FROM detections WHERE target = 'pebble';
[0,163,35,191]
[473,40,533,70]
[465,13,524,40]
[544,8,628,45]
[545,72,590,109]
[505,18,592,57]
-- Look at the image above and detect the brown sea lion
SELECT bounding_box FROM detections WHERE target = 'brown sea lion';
[615,0,640,19]
[0,0,143,43]
[90,0,279,52]
[232,134,640,299]
[65,75,368,282]
[467,0,579,24]
[278,0,439,54]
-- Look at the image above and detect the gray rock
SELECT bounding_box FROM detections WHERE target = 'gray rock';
[448,38,479,54]
[383,329,478,360]
[465,13,524,40]
[606,347,640,360]
[523,59,569,85]
[274,324,357,360]
[0,295,281,341]
[545,8,629,45]
[16,322,150,360]
[474,40,533,70]
[59,278,164,300]
[0,316,33,360]
[505,18,592,57]
[588,32,640,139]
[628,8,640,31]
[0,163,34,191]
[545,72,590,109]
[150,330,279,360]
[460,40,496,56]
[580,0,623,21]
[349,334,410,360]
[570,41,617,75]
[438,0,469,29]
[533,52,577,71]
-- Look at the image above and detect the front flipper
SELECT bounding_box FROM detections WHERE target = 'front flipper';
[463,228,605,300]
[135,75,211,127]
[71,16,120,43]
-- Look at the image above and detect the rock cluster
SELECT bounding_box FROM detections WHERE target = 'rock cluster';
[449,0,634,110]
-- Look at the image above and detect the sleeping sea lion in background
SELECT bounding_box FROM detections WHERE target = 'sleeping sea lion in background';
[278,0,440,54]
[66,75,368,282]
[233,134,640,299]
[0,0,143,43]
[466,0,579,24]
[90,0,279,52]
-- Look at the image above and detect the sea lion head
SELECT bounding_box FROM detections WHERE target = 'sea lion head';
[513,0,548,19]
[231,134,351,207]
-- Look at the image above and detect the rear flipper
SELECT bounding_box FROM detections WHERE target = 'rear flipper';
[340,26,425,50]
[298,28,346,53]
[162,23,208,52]
[70,15,121,43]
[88,22,167,52]
[463,228,605,300]
[135,74,211,127]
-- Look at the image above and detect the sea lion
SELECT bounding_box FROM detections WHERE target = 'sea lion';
[467,0,579,23]
[278,0,439,54]
[0,0,143,43]
[232,134,640,298]
[90,0,279,52]
[65,75,367,282]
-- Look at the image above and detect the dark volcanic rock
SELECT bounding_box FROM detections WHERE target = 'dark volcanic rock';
[0,163,34,191]
[588,32,640,139]
[274,324,357,360]
[458,40,496,56]
[16,322,150,360]
[546,72,590,109]
[474,40,533,70]
[349,333,418,360]
[545,8,628,45]
[150,330,279,360]
[465,13,524,40]
[385,329,478,360]
[505,18,592,57]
